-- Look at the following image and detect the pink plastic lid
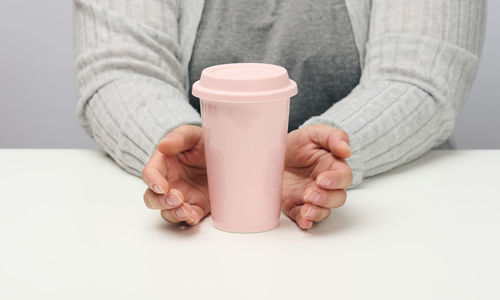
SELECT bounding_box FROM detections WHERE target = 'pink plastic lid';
[192,63,297,102]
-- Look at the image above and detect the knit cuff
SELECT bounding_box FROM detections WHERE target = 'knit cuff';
[78,76,201,176]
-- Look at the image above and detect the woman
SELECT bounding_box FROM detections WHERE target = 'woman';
[73,0,486,229]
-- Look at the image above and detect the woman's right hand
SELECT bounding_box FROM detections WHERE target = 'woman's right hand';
[142,125,210,225]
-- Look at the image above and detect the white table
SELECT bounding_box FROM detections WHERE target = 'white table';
[0,149,499,299]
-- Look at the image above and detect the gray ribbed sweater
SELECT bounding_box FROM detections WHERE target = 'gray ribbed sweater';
[73,0,486,187]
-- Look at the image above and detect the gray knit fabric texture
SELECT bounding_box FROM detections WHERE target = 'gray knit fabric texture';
[73,0,486,187]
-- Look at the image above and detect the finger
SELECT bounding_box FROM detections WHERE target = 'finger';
[142,150,169,194]
[302,187,347,208]
[184,203,205,225]
[307,124,351,159]
[168,180,211,218]
[315,161,353,189]
[160,202,203,226]
[160,209,180,223]
[144,188,184,210]
[158,125,202,157]
[287,205,313,230]
[188,201,209,223]
[157,183,210,225]
[179,189,209,225]
[300,204,331,222]
[175,203,198,224]
[160,203,197,224]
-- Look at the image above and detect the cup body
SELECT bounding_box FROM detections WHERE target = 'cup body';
[192,63,297,233]
[200,97,290,232]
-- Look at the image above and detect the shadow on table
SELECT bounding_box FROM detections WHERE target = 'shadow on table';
[156,221,202,237]
[153,203,368,236]
[305,207,363,236]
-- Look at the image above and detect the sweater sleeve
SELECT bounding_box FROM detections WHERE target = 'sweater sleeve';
[73,0,201,176]
[301,0,486,187]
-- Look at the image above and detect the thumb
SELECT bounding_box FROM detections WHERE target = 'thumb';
[158,125,202,157]
[308,124,351,159]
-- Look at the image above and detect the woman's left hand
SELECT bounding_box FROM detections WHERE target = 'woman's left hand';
[282,124,353,229]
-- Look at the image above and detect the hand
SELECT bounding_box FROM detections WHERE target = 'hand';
[142,125,210,225]
[281,124,353,229]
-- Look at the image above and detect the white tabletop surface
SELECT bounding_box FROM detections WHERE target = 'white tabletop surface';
[0,149,499,299]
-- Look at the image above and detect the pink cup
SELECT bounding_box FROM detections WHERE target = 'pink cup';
[192,63,298,233]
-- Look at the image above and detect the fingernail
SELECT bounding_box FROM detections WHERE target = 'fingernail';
[152,184,164,194]
[190,210,198,223]
[341,140,351,152]
[184,206,195,222]
[175,206,186,219]
[317,177,332,187]
[305,206,316,218]
[305,190,320,203]
[166,193,180,206]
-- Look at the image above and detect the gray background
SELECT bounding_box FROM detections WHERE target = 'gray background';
[0,1,498,149]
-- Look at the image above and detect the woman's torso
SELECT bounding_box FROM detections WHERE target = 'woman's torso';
[188,0,361,131]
